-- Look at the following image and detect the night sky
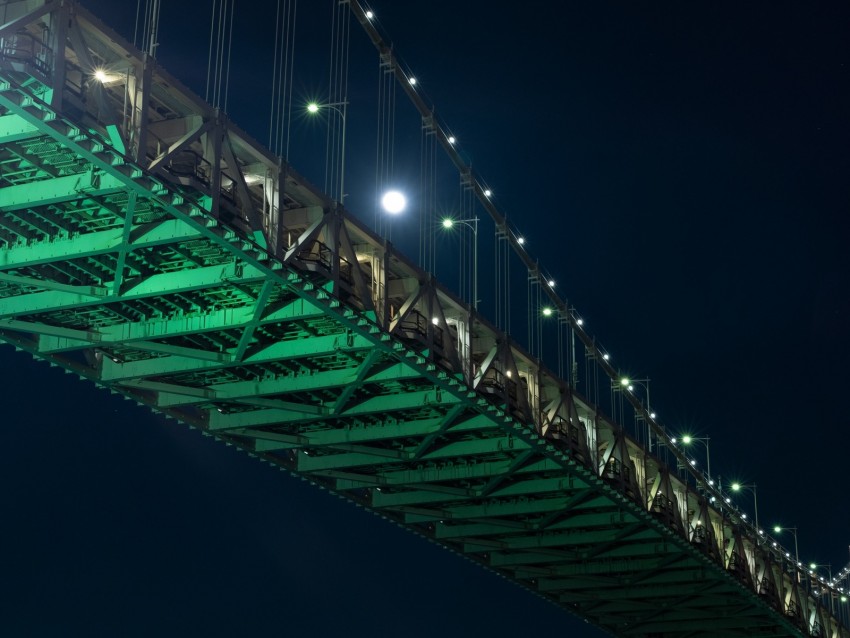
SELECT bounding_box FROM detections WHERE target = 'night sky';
[2,1,849,636]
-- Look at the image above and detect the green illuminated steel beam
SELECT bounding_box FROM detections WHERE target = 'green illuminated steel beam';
[100,332,376,382]
[0,261,268,318]
[29,298,326,354]
[0,220,203,271]
[0,113,39,142]
[0,171,126,210]
[245,413,495,452]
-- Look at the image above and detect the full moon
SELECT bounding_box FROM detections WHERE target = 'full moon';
[381,190,406,214]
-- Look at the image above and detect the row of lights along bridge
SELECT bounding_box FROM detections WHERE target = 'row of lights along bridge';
[302,10,850,606]
[617,378,847,603]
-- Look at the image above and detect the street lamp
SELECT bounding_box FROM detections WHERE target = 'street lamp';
[679,435,712,482]
[620,377,654,450]
[773,525,799,563]
[731,482,759,535]
[306,100,348,204]
[809,563,835,611]
[773,525,800,577]
[441,216,479,311]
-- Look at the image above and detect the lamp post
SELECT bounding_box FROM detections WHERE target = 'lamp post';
[441,217,479,311]
[679,435,712,482]
[731,482,759,536]
[620,377,653,450]
[809,563,835,612]
[773,525,800,569]
[306,101,348,204]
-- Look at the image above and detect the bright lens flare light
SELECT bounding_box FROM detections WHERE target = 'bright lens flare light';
[542,307,553,317]
[441,218,454,228]
[307,103,320,113]
[381,190,406,214]
[94,69,108,83]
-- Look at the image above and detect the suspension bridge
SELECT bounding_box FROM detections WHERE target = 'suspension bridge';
[0,1,847,636]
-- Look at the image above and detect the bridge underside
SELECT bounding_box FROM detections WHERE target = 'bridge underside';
[0,75,814,638]
[0,2,839,634]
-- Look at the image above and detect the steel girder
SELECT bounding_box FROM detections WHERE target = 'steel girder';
[1,4,845,637]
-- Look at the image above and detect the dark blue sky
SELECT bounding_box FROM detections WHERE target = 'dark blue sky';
[3,1,849,636]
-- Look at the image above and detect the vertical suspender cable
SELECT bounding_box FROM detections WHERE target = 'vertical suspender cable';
[222,0,235,113]
[375,50,395,236]
[505,232,511,335]
[205,0,218,103]
[215,0,233,108]
[494,229,501,329]
[323,2,337,197]
[458,173,474,306]
[457,177,464,301]
[535,274,542,356]
[525,273,536,357]
[268,0,282,151]
[140,0,161,59]
[213,1,225,106]
[556,315,564,379]
[133,0,142,49]
[278,0,298,158]
[494,226,511,334]
[150,0,161,57]
[419,118,436,273]
[206,0,234,110]
[325,0,350,203]
[268,0,297,158]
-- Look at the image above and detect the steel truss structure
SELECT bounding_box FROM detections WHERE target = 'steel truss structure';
[0,2,845,636]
